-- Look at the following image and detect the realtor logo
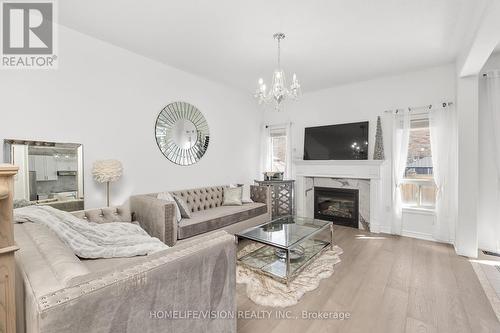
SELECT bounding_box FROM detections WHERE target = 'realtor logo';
[1,1,57,68]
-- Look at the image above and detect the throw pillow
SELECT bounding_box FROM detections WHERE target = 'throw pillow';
[172,194,192,218]
[223,187,243,206]
[157,192,182,223]
[241,184,254,204]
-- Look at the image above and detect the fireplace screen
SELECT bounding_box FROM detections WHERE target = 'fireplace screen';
[314,187,359,228]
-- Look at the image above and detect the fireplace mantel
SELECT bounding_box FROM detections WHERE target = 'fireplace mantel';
[294,159,385,180]
[294,159,384,166]
[293,159,387,233]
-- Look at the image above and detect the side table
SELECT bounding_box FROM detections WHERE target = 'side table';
[254,179,295,218]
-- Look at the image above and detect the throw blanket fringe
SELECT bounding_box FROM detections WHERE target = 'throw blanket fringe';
[14,205,168,258]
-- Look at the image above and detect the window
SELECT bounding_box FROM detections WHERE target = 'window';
[269,127,288,174]
[400,117,437,209]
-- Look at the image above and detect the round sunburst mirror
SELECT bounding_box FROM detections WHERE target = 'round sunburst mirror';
[155,102,210,166]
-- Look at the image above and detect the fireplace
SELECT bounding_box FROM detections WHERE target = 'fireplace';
[314,187,359,228]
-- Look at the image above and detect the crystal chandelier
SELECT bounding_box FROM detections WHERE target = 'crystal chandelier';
[255,33,300,111]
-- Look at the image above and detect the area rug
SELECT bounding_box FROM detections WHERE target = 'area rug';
[236,243,343,308]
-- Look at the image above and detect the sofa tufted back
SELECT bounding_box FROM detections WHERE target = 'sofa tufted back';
[72,206,132,223]
[171,186,226,213]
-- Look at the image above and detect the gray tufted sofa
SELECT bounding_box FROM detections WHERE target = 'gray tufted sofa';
[14,206,236,333]
[130,185,271,246]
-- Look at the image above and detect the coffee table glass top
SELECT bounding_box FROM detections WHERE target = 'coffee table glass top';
[237,215,330,249]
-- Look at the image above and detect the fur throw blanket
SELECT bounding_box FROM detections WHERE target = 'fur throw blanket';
[14,205,168,258]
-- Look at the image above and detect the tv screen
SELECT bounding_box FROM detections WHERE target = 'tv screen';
[303,121,369,160]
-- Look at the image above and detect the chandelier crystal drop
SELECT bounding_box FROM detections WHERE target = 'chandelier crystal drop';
[255,33,300,111]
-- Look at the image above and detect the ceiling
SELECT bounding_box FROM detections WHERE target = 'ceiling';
[58,0,486,93]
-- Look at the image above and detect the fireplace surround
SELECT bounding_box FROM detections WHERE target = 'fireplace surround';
[314,187,359,228]
[294,159,387,232]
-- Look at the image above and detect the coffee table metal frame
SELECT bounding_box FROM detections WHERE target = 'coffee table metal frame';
[236,216,334,285]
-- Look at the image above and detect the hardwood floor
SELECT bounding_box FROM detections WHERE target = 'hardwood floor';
[236,225,500,333]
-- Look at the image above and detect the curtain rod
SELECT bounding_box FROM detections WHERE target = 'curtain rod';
[265,121,293,128]
[384,101,453,114]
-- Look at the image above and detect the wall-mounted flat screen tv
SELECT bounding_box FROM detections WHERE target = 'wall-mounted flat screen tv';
[303,121,369,160]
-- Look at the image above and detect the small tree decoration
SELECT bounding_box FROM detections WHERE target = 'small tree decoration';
[373,116,385,160]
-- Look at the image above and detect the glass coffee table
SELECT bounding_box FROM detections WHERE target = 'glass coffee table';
[236,215,333,285]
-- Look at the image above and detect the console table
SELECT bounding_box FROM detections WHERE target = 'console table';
[254,179,295,218]
[0,164,19,333]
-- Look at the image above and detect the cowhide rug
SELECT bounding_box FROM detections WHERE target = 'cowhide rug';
[237,243,343,308]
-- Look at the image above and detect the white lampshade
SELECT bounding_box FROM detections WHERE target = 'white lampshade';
[92,160,123,183]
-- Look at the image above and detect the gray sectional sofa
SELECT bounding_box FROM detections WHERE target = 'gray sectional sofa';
[14,207,236,333]
[130,185,271,246]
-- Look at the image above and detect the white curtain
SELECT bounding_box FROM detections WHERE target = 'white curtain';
[260,123,293,178]
[485,70,500,191]
[392,110,410,235]
[429,104,457,242]
[260,125,272,174]
[284,122,293,178]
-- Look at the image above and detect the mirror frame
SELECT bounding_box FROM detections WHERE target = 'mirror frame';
[3,139,84,207]
[155,102,210,166]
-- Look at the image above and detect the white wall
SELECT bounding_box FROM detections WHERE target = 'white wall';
[264,65,456,159]
[455,75,479,257]
[263,64,456,234]
[478,52,500,252]
[453,0,500,257]
[401,210,436,241]
[0,25,262,208]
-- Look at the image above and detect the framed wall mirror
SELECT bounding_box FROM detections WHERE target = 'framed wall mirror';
[155,102,210,166]
[3,139,84,212]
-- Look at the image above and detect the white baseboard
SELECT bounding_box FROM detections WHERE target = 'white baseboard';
[370,224,391,234]
[402,230,455,246]
[379,226,392,234]
[370,225,455,246]
[401,230,435,242]
[455,245,478,258]
[371,226,454,243]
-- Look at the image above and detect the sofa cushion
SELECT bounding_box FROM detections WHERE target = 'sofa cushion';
[72,231,231,285]
[173,193,192,218]
[171,186,225,213]
[222,187,242,206]
[72,206,132,223]
[157,192,182,222]
[241,184,254,203]
[14,223,90,295]
[177,202,267,239]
